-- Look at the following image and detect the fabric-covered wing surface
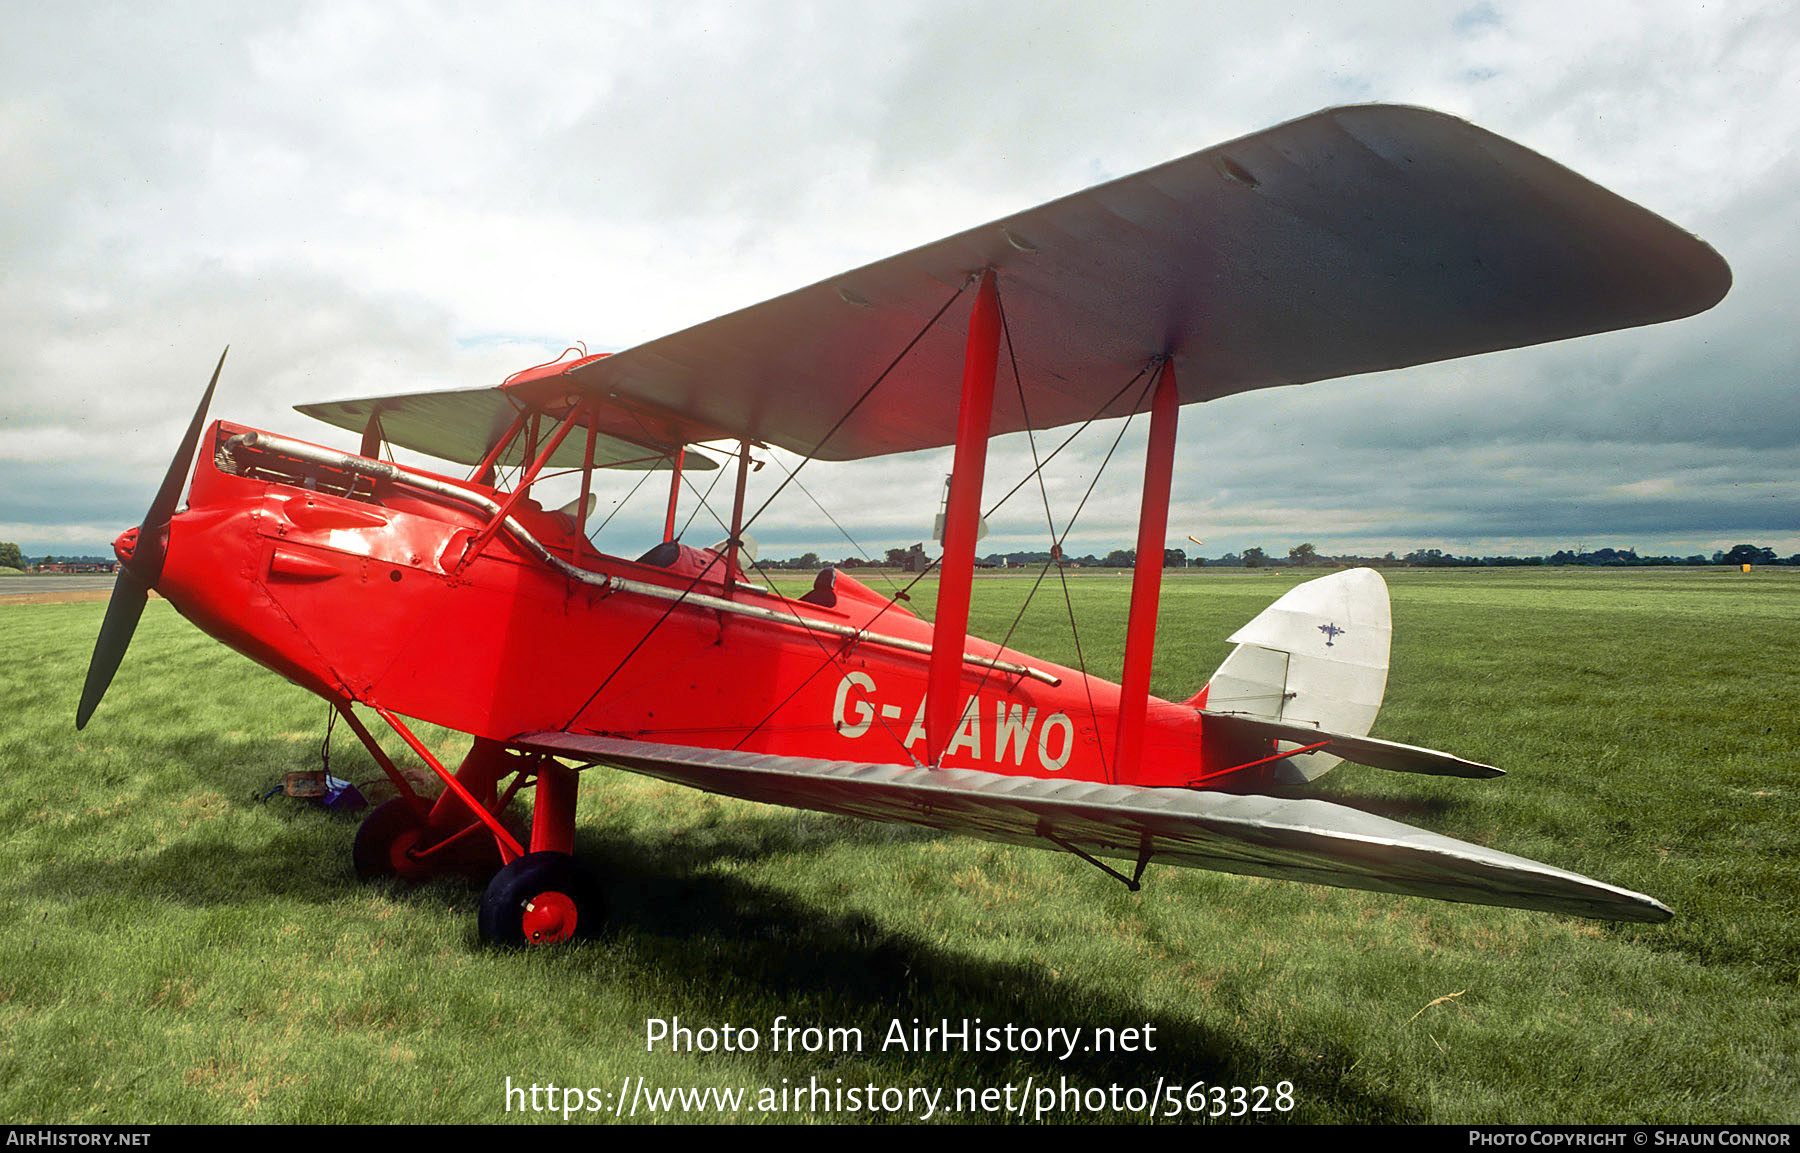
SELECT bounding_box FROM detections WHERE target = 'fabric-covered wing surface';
[514,732,1671,923]
[498,103,1731,461]
[295,386,720,471]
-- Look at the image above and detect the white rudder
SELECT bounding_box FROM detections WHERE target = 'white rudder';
[1195,568,1391,783]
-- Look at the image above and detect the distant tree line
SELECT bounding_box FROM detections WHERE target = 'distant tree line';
[14,534,1787,576]
[1168,542,1798,568]
[0,544,118,572]
[751,541,1800,570]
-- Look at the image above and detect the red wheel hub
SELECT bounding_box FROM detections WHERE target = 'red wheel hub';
[521,891,578,945]
[388,826,433,881]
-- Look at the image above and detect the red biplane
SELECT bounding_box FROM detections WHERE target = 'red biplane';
[77,105,1729,946]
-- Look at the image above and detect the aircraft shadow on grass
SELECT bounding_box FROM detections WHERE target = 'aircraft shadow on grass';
[570,819,1424,1123]
[1285,785,1460,825]
[29,738,1426,1121]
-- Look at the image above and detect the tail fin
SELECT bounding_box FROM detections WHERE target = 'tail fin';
[1190,568,1391,784]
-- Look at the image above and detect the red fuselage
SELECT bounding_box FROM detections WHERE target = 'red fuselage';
[149,421,1206,788]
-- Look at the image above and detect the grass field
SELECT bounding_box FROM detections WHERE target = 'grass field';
[1,568,1795,1124]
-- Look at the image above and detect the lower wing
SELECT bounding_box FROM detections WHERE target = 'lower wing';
[513,732,1669,923]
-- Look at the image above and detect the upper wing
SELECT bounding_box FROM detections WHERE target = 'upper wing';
[515,732,1671,923]
[295,386,720,471]
[492,103,1727,461]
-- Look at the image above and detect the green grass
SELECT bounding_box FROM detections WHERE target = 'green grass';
[1,569,1795,1123]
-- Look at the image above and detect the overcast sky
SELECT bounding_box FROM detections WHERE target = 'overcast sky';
[3,0,1794,562]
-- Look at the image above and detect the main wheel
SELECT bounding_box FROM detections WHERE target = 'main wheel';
[478,851,601,947]
[353,797,522,883]
[352,798,433,881]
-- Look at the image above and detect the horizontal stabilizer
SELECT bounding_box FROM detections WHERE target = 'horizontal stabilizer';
[514,733,1667,923]
[1200,711,1503,779]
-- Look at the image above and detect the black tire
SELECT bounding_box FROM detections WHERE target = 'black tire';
[353,797,523,883]
[352,798,430,881]
[478,851,601,947]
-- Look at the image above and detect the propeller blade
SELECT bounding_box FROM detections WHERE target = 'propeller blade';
[135,346,227,580]
[75,347,228,727]
[76,565,151,729]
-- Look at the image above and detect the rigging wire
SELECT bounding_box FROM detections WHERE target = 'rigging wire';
[759,449,905,595]
[564,281,970,731]
[676,452,729,541]
[561,546,728,729]
[1032,365,1163,780]
[589,463,660,541]
[656,460,925,755]
[727,356,1165,763]
[735,280,971,542]
[558,451,733,729]
[976,364,1152,528]
[961,286,1089,732]
[957,284,1163,779]
[562,267,1168,766]
[726,555,944,758]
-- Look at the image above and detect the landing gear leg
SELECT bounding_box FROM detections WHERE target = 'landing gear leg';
[474,758,599,946]
[336,707,600,945]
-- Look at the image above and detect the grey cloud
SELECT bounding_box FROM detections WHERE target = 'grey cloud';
[3,1,1794,563]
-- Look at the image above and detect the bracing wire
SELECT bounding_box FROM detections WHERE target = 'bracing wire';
[654,462,925,756]
[565,281,970,730]
[728,353,1165,763]
[589,464,660,540]
[957,282,1163,779]
[759,449,905,595]
[736,280,971,541]
[562,266,1169,766]
[677,455,730,541]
